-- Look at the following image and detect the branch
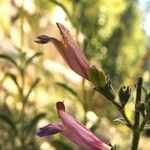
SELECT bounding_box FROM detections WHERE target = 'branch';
[134,77,143,129]
[112,101,134,130]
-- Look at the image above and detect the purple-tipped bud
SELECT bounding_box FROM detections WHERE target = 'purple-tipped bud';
[56,101,65,111]
[37,123,62,137]
[37,101,111,150]
[35,35,51,44]
[35,23,90,80]
[118,86,131,107]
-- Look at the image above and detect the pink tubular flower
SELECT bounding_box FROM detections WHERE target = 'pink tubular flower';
[37,102,111,150]
[35,23,89,80]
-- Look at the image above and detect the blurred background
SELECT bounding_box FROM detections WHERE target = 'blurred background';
[0,0,150,149]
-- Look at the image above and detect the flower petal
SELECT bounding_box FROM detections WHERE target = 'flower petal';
[35,23,90,80]
[56,23,90,80]
[37,123,62,137]
[56,102,111,150]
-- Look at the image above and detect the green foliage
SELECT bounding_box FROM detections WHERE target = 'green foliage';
[25,52,43,68]
[0,54,18,68]
[56,82,82,102]
[27,113,46,130]
[0,50,44,149]
[51,140,74,150]
[0,113,17,135]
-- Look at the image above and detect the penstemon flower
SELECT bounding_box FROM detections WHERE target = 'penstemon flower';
[35,23,90,80]
[37,101,111,150]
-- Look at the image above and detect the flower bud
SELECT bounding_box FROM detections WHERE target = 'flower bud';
[35,23,90,80]
[35,35,51,44]
[89,66,107,88]
[95,80,116,101]
[118,86,131,107]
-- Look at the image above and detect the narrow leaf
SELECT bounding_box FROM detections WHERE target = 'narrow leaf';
[113,117,126,124]
[0,54,18,68]
[27,113,46,130]
[51,140,73,150]
[6,72,20,89]
[56,82,81,102]
[25,52,43,67]
[24,113,46,145]
[24,78,40,103]
[144,124,150,130]
[0,114,17,134]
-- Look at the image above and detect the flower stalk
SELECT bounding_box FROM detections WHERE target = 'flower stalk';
[35,23,90,80]
[131,77,143,150]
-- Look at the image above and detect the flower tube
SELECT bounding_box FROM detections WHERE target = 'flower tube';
[37,101,111,150]
[35,23,89,80]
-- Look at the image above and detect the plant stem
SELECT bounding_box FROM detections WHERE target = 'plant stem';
[112,101,134,130]
[139,117,147,132]
[131,131,140,150]
[19,1,26,149]
[95,87,134,129]
[131,77,143,150]
[134,77,142,127]
[20,0,24,53]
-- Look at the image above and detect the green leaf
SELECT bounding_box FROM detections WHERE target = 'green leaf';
[24,78,40,104]
[24,113,46,145]
[25,52,43,68]
[90,119,100,132]
[0,114,17,135]
[0,54,18,68]
[6,72,20,89]
[51,140,74,150]
[56,82,81,102]
[27,113,46,130]
[144,124,150,130]
[113,117,127,124]
[3,103,12,117]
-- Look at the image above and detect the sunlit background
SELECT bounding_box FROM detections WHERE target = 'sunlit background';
[0,0,150,150]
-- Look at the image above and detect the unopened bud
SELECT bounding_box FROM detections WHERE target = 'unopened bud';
[96,80,116,101]
[89,66,107,88]
[35,35,51,44]
[118,86,131,107]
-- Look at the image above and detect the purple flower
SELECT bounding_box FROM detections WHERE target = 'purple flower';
[37,102,111,150]
[35,23,89,80]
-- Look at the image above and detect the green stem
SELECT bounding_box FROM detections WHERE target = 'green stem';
[95,87,133,129]
[131,77,143,150]
[131,131,140,150]
[19,1,26,149]
[139,117,147,132]
[112,101,134,130]
[20,0,24,53]
[120,108,133,130]
[134,77,142,127]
